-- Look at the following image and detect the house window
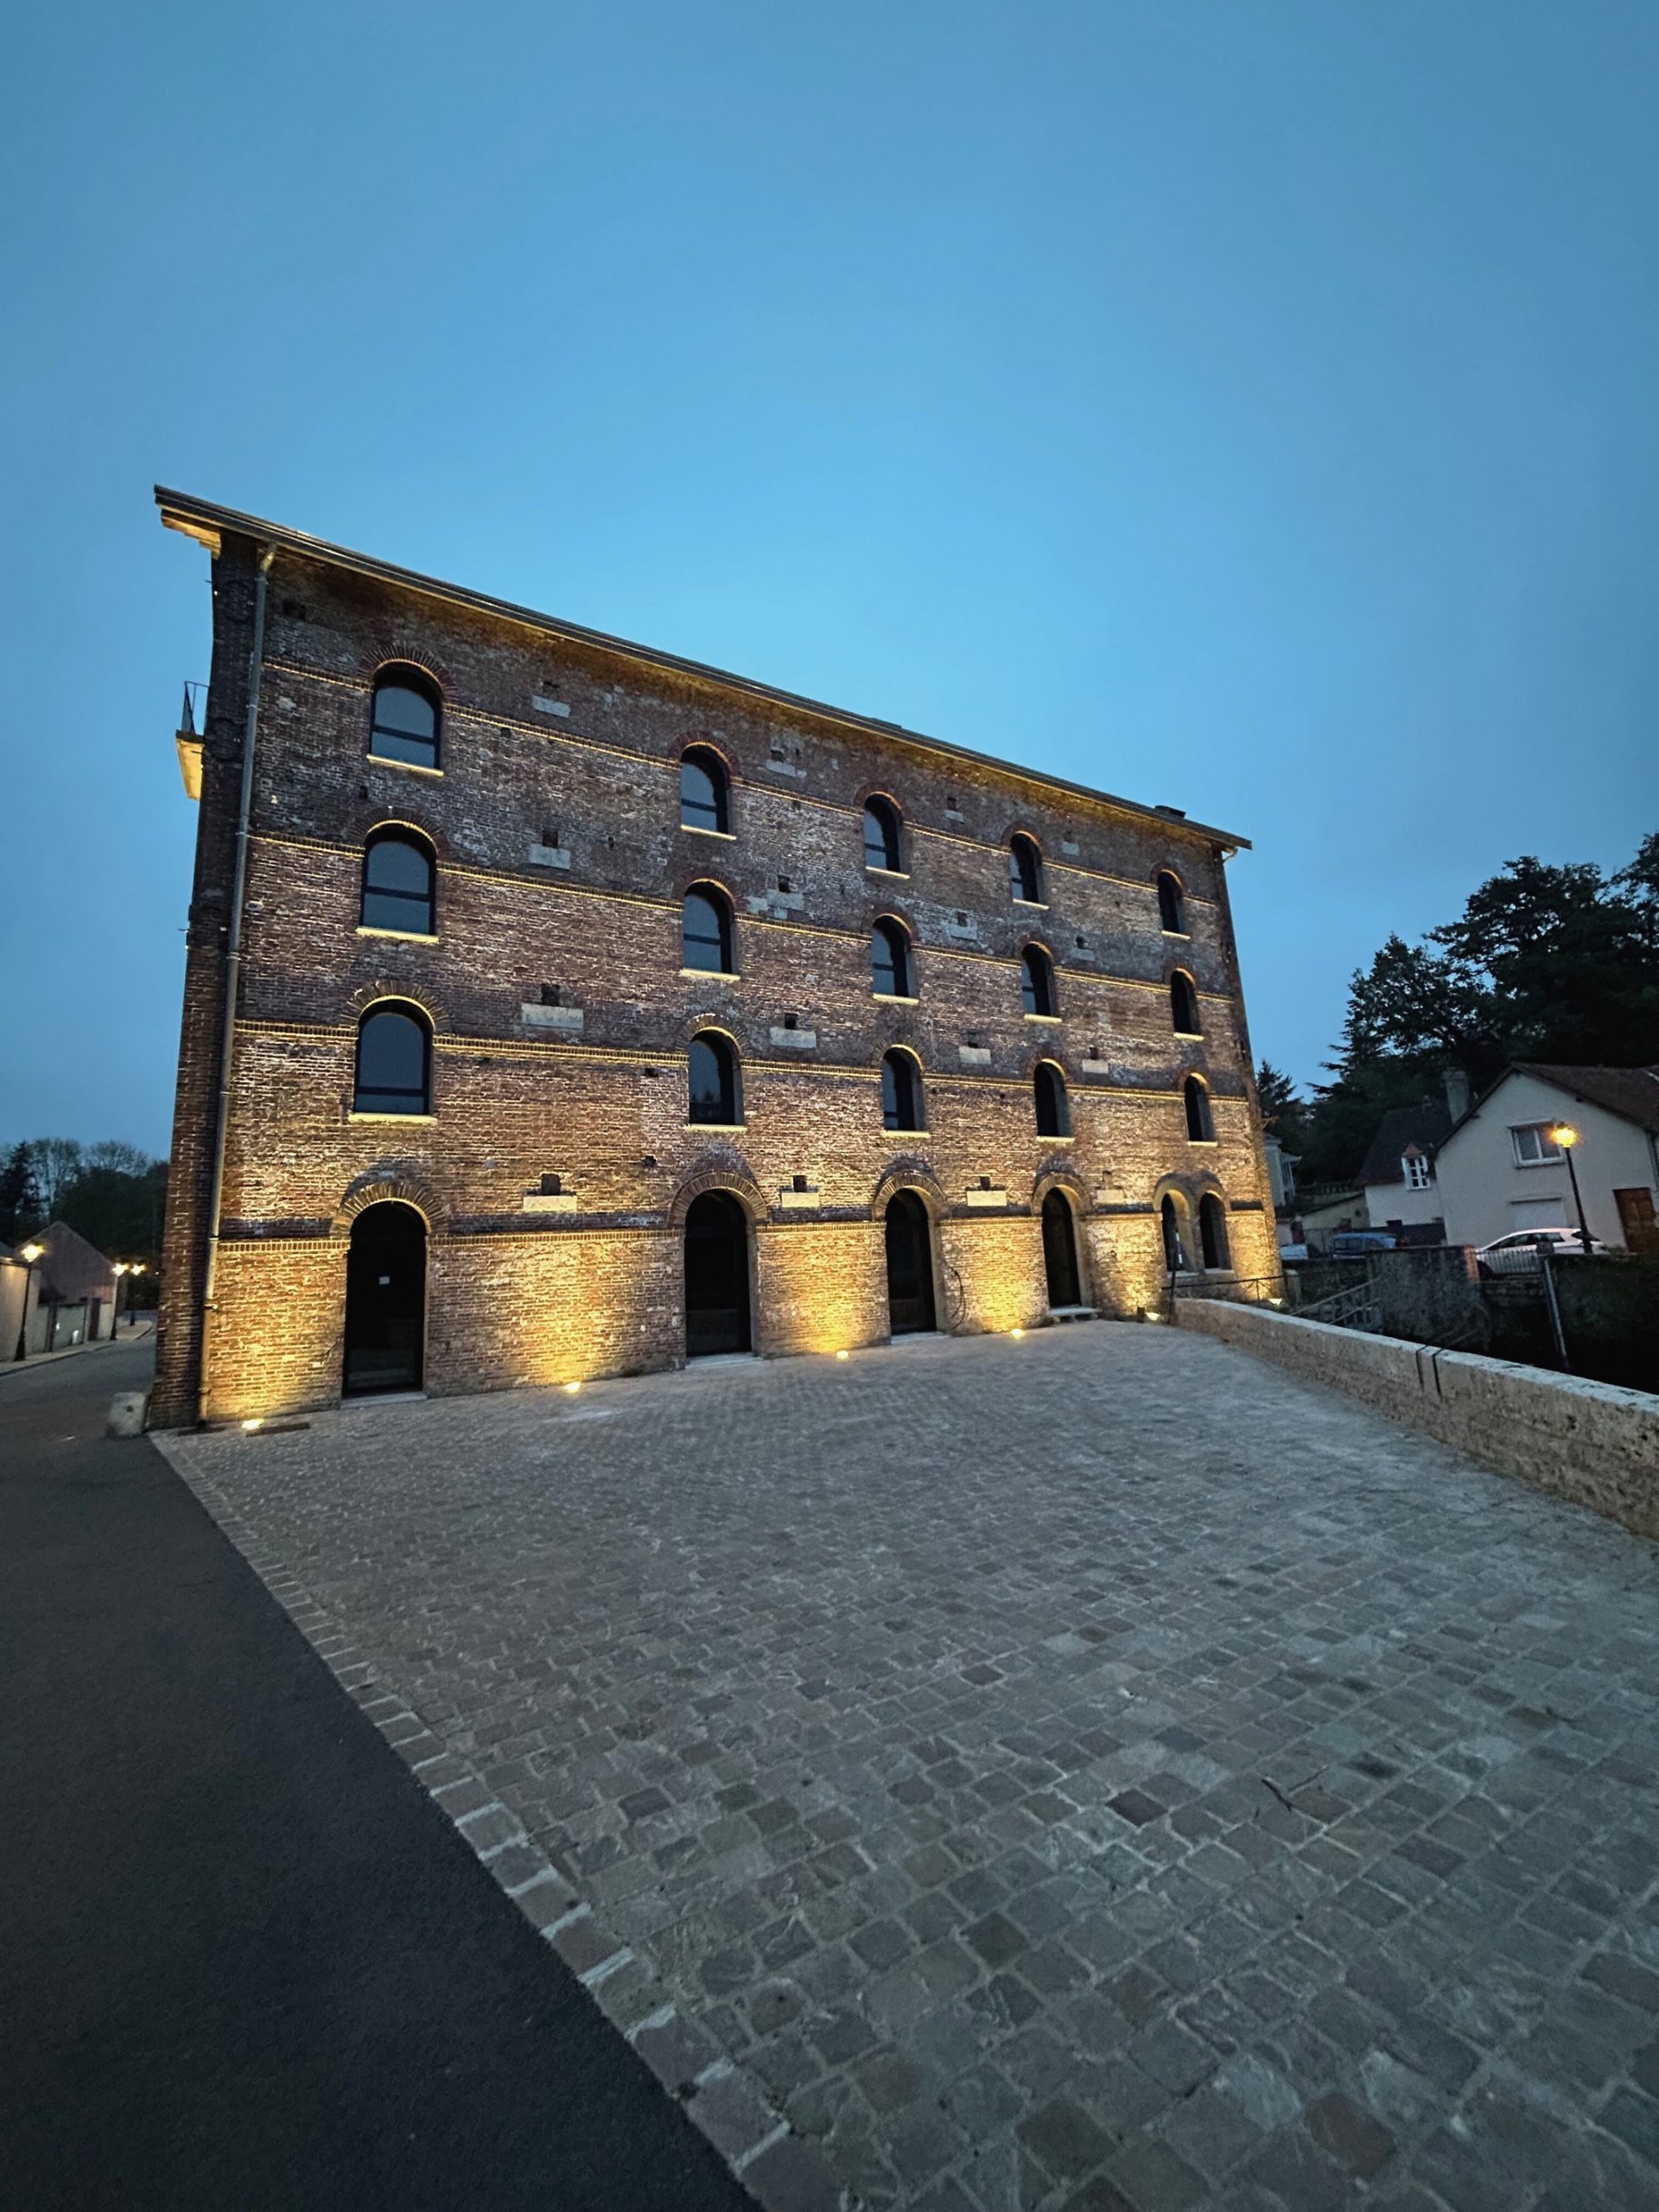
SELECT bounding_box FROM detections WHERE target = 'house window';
[1170,971,1201,1035]
[1156,871,1185,933]
[1033,1061,1071,1137]
[1009,833,1044,904]
[1184,1076,1213,1141]
[1511,1122,1564,1167]
[863,797,903,872]
[680,747,730,834]
[880,1050,924,1132]
[872,918,912,997]
[361,830,435,935]
[1020,946,1057,1017]
[1403,1154,1433,1190]
[683,886,734,974]
[353,1004,431,1116]
[1199,1192,1230,1269]
[369,668,441,770]
[688,1033,739,1124]
[1161,1192,1191,1272]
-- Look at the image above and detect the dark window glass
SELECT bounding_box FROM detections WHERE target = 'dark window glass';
[864,798,902,872]
[881,1051,922,1131]
[1200,1193,1230,1270]
[1161,1193,1189,1271]
[872,919,910,997]
[681,749,728,834]
[1184,1076,1212,1141]
[1034,1063,1070,1137]
[354,1007,430,1116]
[370,673,440,769]
[361,833,435,934]
[1157,871,1185,933]
[683,888,733,973]
[1010,835,1043,903]
[1171,972,1200,1034]
[1020,947,1056,1017]
[688,1033,738,1123]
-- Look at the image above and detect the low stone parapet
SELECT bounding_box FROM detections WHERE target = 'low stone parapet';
[1174,1299,1659,1541]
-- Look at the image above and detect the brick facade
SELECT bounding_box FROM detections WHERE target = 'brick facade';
[151,492,1281,1426]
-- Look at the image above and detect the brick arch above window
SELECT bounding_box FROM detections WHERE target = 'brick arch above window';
[345,978,451,1031]
[330,1169,446,1237]
[361,648,457,700]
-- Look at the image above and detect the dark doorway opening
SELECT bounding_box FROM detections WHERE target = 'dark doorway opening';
[684,1192,752,1357]
[343,1201,427,1396]
[885,1191,938,1335]
[1042,1190,1083,1309]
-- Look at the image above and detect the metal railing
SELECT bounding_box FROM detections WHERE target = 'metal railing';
[180,679,207,734]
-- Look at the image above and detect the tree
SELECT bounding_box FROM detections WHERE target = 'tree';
[57,1156,166,1268]
[1255,1062,1311,1155]
[26,1137,84,1216]
[0,1144,42,1246]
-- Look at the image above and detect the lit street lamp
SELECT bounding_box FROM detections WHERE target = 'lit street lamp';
[111,1262,130,1342]
[13,1240,44,1362]
[1548,1123,1594,1256]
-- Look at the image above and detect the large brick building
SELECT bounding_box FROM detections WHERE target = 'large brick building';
[150,489,1280,1427]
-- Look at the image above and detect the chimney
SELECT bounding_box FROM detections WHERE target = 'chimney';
[1443,1066,1471,1122]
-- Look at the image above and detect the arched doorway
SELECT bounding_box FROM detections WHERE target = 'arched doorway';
[1041,1190,1083,1309]
[884,1191,937,1334]
[343,1201,427,1396]
[684,1192,752,1357]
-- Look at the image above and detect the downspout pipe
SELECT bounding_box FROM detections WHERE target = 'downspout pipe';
[197,544,274,1422]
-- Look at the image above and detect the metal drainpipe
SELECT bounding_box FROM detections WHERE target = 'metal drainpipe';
[197,544,275,1423]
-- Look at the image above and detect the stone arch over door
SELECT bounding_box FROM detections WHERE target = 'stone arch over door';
[331,1168,446,1239]
[666,1164,767,1233]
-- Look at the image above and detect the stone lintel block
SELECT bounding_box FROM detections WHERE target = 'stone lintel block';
[520,1001,583,1033]
[528,843,572,868]
[778,1189,821,1210]
[958,1046,992,1065]
[522,1192,578,1213]
[769,1027,817,1049]
[964,1187,1008,1208]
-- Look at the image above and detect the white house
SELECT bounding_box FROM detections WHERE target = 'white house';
[1434,1064,1659,1253]
[1357,1101,1454,1244]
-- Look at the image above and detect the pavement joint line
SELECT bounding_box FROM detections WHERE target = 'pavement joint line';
[732,2120,791,2172]
[505,1866,566,1900]
[545,1903,591,1936]
[579,1945,636,1989]
[633,2002,679,2035]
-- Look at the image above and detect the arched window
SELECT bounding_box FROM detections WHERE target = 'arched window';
[354,1003,432,1116]
[1020,946,1057,1017]
[1009,833,1044,905]
[1170,971,1201,1035]
[1033,1061,1071,1137]
[683,885,734,974]
[1161,1193,1191,1272]
[369,667,441,771]
[688,1033,740,1124]
[1200,1192,1231,1270]
[361,830,436,935]
[1156,871,1186,934]
[863,797,903,873]
[871,918,912,997]
[880,1050,924,1132]
[1184,1076,1213,1141]
[680,747,729,835]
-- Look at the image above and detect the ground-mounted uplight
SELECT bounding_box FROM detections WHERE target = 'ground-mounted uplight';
[835,1350,849,1361]
[1010,1327,1026,1338]
[241,1418,263,1433]
[563,1381,582,1395]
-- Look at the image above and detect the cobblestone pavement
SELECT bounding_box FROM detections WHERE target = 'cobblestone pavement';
[160,1324,1659,2212]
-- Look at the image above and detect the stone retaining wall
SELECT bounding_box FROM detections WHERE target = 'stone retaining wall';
[1174,1299,1659,1541]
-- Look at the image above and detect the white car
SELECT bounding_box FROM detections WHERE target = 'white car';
[1476,1227,1607,1274]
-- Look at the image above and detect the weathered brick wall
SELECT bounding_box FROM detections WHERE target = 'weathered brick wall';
[162,526,1281,1424]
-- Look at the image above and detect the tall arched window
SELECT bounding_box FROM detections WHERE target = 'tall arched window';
[880,1050,924,1132]
[1156,871,1186,934]
[1170,971,1201,1035]
[369,667,441,770]
[1199,1193,1231,1270]
[1033,1061,1071,1137]
[1020,946,1057,1017]
[681,747,730,834]
[1009,833,1044,905]
[871,918,912,997]
[1161,1193,1191,1272]
[683,886,734,974]
[361,829,436,935]
[863,797,903,873]
[688,1032,740,1124]
[354,1003,432,1116]
[1183,1076,1213,1141]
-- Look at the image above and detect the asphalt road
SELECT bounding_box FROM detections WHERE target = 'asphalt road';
[0,1343,755,2212]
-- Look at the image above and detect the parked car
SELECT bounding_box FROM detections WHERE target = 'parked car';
[1475,1227,1609,1275]
[1276,1243,1309,1262]
[1329,1230,1396,1255]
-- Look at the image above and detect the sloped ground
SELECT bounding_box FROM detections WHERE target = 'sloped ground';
[162,1321,1659,2211]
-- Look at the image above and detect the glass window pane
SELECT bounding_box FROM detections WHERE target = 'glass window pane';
[373,685,435,739]
[366,839,430,894]
[689,1036,731,1121]
[682,756,724,831]
[356,1011,428,1111]
[683,893,727,971]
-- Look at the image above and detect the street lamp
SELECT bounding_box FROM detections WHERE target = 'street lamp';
[111,1262,129,1342]
[1548,1123,1594,1256]
[13,1240,44,1362]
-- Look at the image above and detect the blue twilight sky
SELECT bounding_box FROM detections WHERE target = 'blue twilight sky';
[3,1,1656,1157]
